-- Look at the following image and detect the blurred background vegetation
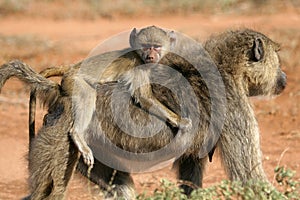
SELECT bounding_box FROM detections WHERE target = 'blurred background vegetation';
[1,0,299,68]
[0,0,299,19]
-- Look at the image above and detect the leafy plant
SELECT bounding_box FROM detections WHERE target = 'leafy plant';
[137,166,299,200]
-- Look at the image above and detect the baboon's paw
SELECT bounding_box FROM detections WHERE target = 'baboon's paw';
[178,117,192,133]
[70,128,94,167]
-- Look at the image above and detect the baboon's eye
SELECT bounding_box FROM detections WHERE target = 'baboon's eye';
[252,38,264,62]
[153,45,162,51]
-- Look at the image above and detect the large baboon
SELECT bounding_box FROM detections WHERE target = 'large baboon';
[80,29,286,197]
[0,28,286,199]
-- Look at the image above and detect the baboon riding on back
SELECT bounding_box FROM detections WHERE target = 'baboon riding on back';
[0,26,286,199]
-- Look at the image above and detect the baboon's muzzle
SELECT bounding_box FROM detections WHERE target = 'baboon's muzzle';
[274,71,287,95]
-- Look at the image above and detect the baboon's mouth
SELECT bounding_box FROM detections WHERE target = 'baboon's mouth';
[145,59,156,63]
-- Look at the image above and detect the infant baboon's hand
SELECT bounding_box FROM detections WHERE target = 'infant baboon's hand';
[178,117,192,133]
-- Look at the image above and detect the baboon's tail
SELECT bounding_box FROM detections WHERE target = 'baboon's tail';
[0,60,60,107]
[29,64,71,147]
[39,64,71,78]
[0,60,61,147]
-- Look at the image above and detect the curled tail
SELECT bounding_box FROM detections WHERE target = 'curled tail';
[0,60,60,107]
[28,63,72,148]
[39,64,71,77]
[0,60,62,148]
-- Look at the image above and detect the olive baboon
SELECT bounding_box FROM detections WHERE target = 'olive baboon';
[0,28,286,199]
[81,29,286,197]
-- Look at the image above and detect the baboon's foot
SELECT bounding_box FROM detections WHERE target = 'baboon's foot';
[70,128,94,167]
[81,145,94,168]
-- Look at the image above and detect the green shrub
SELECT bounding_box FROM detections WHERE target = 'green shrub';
[137,166,299,200]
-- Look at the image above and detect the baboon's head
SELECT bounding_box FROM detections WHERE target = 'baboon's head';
[129,26,176,63]
[204,29,286,96]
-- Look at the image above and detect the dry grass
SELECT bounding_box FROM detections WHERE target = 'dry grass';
[0,0,299,19]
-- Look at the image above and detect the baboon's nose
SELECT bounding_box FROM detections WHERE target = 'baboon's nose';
[281,72,287,87]
[145,55,155,63]
[148,55,154,60]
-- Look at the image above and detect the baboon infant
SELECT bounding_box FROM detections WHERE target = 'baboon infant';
[0,28,286,199]
[63,26,191,167]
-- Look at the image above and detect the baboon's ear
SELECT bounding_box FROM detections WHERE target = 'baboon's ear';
[129,28,137,47]
[168,31,177,50]
[252,37,264,61]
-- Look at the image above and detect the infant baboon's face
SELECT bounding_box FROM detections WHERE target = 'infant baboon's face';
[246,36,286,97]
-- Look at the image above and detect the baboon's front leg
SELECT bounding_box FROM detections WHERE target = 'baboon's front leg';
[218,126,268,183]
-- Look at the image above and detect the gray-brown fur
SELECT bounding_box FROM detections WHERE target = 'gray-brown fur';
[0,28,286,199]
[26,26,191,172]
[0,60,62,148]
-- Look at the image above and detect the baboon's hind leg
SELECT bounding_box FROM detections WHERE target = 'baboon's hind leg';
[29,129,79,200]
[29,64,74,150]
[28,99,79,200]
[177,155,207,195]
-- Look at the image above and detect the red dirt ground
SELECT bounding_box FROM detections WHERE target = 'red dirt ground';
[0,7,299,200]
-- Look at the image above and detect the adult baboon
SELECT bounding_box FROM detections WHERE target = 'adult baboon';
[80,29,286,197]
[0,28,286,199]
